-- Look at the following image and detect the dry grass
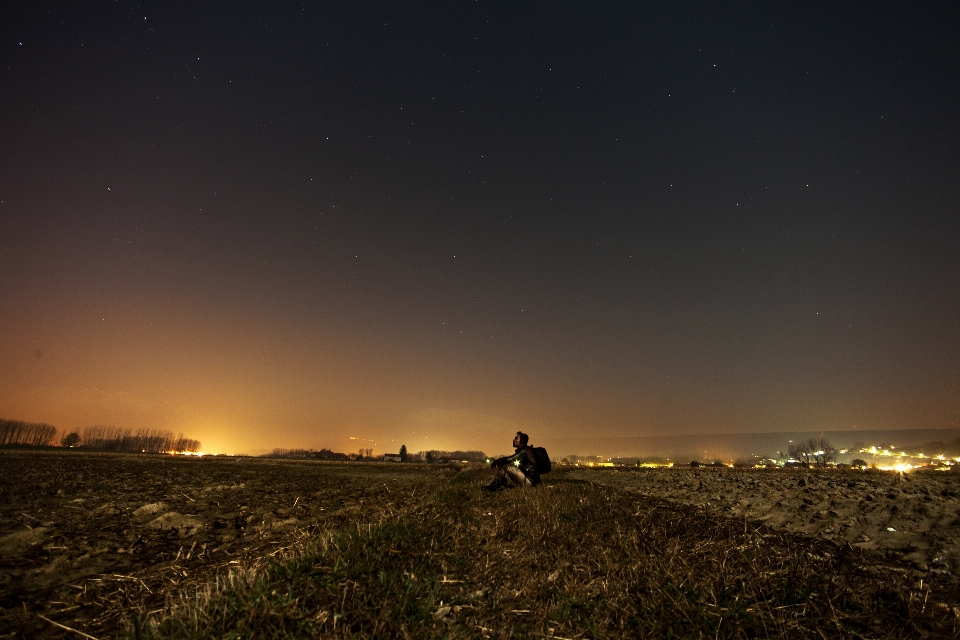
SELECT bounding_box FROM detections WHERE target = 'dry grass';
[136,469,960,638]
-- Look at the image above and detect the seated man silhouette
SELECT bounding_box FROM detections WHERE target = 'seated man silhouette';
[482,431,540,490]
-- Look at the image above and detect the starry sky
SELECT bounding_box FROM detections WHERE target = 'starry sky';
[1,2,958,456]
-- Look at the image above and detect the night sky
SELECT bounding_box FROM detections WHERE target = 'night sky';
[2,2,958,456]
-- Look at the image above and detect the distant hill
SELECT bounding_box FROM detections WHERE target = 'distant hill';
[544,429,960,462]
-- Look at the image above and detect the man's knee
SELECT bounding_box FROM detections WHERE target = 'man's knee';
[504,466,532,487]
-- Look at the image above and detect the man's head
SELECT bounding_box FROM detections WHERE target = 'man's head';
[513,431,529,448]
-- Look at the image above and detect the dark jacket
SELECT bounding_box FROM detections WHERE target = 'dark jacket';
[491,445,540,485]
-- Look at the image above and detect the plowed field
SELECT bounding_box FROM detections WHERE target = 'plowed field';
[0,450,457,638]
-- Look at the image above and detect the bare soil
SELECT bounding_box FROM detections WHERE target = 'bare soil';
[0,450,457,638]
[571,466,960,573]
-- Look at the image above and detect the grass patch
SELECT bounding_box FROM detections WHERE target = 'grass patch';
[137,469,960,638]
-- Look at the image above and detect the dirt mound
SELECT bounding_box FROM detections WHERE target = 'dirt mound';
[0,527,48,557]
[133,502,169,516]
[146,512,204,537]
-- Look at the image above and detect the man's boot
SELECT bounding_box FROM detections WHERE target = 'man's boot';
[481,475,504,492]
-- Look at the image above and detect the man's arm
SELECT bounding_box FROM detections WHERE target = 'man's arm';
[491,452,519,469]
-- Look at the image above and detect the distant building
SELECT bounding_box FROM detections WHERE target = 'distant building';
[312,451,350,461]
[382,453,403,462]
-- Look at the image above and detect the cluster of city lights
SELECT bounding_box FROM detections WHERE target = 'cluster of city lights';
[859,447,957,472]
[558,446,960,473]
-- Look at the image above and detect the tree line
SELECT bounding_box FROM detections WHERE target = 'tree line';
[265,446,489,463]
[418,449,487,462]
[0,419,58,446]
[269,448,342,458]
[78,426,201,453]
[0,418,201,453]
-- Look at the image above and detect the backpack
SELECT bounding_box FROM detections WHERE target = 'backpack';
[532,446,551,474]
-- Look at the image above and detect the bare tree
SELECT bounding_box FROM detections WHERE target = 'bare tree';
[787,441,811,466]
[788,437,837,469]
